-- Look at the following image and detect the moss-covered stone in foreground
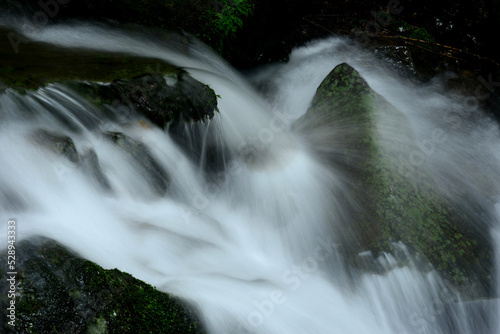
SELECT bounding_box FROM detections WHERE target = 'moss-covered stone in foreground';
[0,237,204,334]
[293,63,493,298]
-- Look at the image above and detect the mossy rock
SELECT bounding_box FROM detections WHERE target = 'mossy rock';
[0,27,218,128]
[0,237,205,334]
[80,72,218,128]
[0,27,179,91]
[293,63,493,298]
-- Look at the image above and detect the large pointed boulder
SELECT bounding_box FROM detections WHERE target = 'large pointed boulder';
[293,63,493,298]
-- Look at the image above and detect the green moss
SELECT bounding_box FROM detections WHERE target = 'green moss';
[389,20,437,44]
[1,238,204,334]
[202,0,254,51]
[0,28,179,90]
[87,316,108,334]
[295,63,493,296]
[366,146,483,286]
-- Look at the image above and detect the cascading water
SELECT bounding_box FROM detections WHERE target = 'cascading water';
[1,22,500,333]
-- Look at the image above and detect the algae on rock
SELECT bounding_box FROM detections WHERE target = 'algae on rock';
[293,63,493,298]
[0,237,205,334]
[0,28,179,91]
[80,72,218,128]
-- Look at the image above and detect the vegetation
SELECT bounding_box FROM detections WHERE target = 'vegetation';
[0,28,179,90]
[203,0,253,51]
[0,237,204,334]
[0,0,254,54]
[0,0,498,325]
[293,63,493,297]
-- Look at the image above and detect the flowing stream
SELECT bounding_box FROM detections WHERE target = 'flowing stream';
[1,23,500,333]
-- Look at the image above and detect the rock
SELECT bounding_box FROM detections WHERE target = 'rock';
[32,129,80,164]
[373,45,417,78]
[384,20,443,80]
[293,63,494,298]
[71,71,221,175]
[167,117,232,175]
[88,72,218,128]
[104,132,170,195]
[0,237,204,333]
[31,130,114,192]
[30,128,170,196]
[81,149,112,192]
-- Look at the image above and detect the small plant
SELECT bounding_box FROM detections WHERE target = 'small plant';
[213,0,252,37]
[203,0,253,51]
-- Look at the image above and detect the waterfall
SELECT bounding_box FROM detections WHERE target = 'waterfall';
[1,23,499,333]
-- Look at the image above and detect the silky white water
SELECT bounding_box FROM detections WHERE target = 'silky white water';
[1,23,500,333]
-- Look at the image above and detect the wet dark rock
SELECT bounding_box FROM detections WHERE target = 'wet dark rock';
[104,132,170,195]
[0,237,204,334]
[0,27,179,91]
[32,129,80,164]
[89,72,218,128]
[373,45,417,78]
[167,120,232,176]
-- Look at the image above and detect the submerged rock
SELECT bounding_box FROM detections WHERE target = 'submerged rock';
[0,237,204,333]
[32,129,80,164]
[104,132,170,195]
[30,128,170,195]
[293,63,494,298]
[31,129,112,192]
[81,148,112,192]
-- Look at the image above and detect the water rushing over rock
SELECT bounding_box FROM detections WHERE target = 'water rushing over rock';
[1,24,500,333]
